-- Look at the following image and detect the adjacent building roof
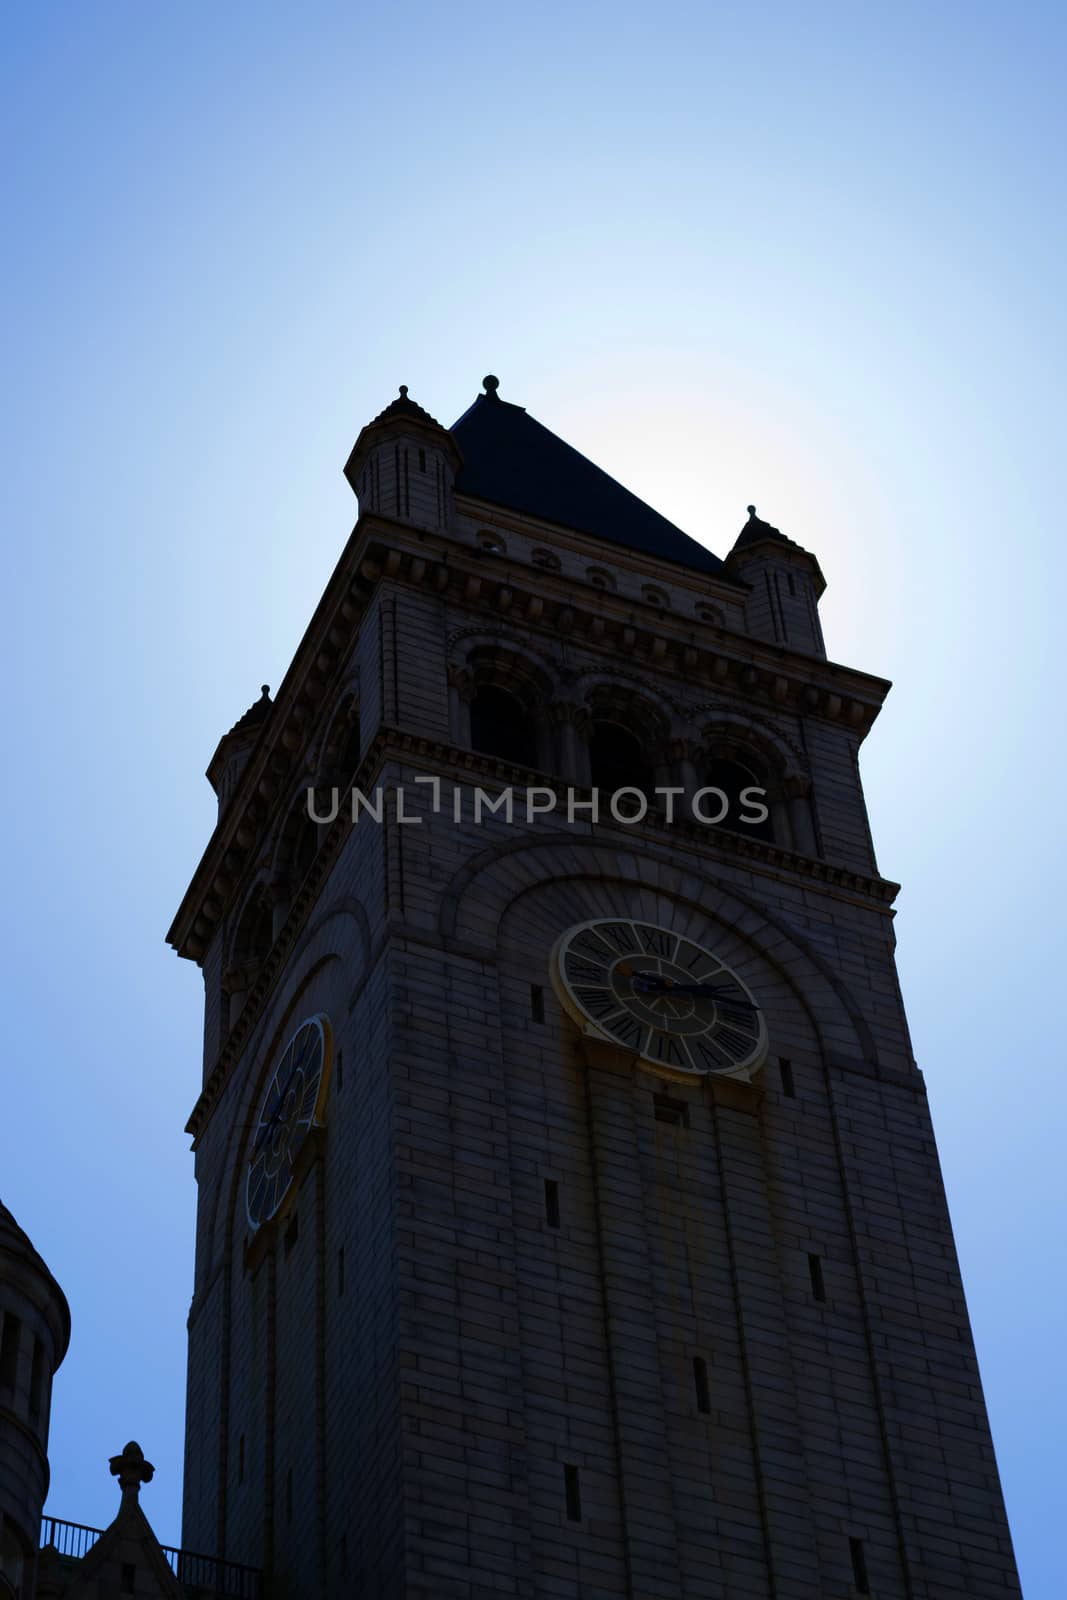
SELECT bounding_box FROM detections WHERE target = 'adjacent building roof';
[451,378,728,578]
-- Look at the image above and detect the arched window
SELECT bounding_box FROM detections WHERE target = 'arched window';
[470,684,539,768]
[291,812,319,883]
[589,720,655,801]
[322,699,361,783]
[234,890,273,968]
[699,755,775,842]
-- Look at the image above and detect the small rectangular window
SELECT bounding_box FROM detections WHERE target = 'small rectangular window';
[121,1563,136,1594]
[564,1463,582,1522]
[779,1058,795,1097]
[29,1338,45,1421]
[808,1253,826,1303]
[284,1213,299,1257]
[340,1533,348,1574]
[544,1180,560,1230]
[849,1535,870,1594]
[530,984,545,1023]
[693,1356,711,1415]
[337,1247,345,1297]
[654,1094,688,1128]
[335,1050,343,1093]
[0,1313,20,1390]
[418,448,426,472]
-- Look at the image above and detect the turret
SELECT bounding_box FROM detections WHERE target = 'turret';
[0,1202,70,1599]
[725,505,826,657]
[344,385,462,531]
[206,684,273,816]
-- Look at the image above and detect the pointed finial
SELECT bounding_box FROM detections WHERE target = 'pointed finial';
[483,374,500,396]
[399,385,409,398]
[109,1440,155,1497]
[747,505,757,517]
[260,684,270,699]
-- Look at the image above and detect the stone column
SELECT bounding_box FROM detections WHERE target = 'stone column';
[552,701,591,787]
[786,776,817,856]
[447,665,474,748]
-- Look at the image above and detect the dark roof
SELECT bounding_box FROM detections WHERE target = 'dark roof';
[732,505,790,552]
[370,385,445,430]
[228,684,273,739]
[450,380,727,577]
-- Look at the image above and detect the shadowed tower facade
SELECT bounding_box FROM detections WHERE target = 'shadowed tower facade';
[169,378,1021,1599]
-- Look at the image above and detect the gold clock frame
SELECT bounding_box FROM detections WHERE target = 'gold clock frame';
[550,919,767,1083]
[245,1012,333,1234]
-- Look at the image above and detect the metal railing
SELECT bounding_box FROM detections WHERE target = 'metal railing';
[40,1517,263,1597]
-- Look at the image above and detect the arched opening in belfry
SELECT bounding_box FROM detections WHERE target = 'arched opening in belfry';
[470,683,540,769]
[699,753,776,841]
[589,719,655,801]
[234,890,273,968]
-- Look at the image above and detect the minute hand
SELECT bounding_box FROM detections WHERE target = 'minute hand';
[632,976,755,1006]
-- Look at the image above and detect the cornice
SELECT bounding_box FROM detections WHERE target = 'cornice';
[453,492,747,604]
[184,727,900,1147]
[358,522,890,725]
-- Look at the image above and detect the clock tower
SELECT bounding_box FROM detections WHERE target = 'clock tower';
[169,378,1021,1598]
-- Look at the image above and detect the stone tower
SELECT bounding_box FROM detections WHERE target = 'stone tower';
[169,378,1021,1598]
[0,1203,69,1599]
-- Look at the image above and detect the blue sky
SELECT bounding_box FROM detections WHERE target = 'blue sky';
[3,2,1064,1591]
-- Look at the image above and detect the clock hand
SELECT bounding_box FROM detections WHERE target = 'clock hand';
[630,974,756,1007]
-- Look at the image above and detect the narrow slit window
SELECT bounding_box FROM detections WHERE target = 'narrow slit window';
[564,1463,582,1522]
[808,1253,826,1303]
[654,1094,689,1128]
[0,1313,20,1390]
[286,1466,294,1524]
[29,1338,45,1421]
[336,1050,343,1093]
[418,448,426,472]
[337,1247,345,1297]
[693,1356,711,1415]
[849,1536,870,1594]
[779,1058,795,1097]
[121,1563,136,1594]
[284,1213,299,1257]
[530,984,545,1023]
[238,1433,245,1484]
[544,1179,561,1230]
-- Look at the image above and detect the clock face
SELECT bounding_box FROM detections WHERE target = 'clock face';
[246,1014,332,1231]
[550,919,767,1081]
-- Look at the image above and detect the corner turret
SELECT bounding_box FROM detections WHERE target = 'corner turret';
[725,505,826,656]
[344,384,462,531]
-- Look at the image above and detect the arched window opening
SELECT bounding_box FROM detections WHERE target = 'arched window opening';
[323,700,361,784]
[699,755,775,842]
[470,684,539,768]
[234,892,273,968]
[590,720,654,801]
[291,812,319,883]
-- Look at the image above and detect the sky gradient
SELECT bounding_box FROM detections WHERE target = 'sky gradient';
[3,4,1064,1592]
